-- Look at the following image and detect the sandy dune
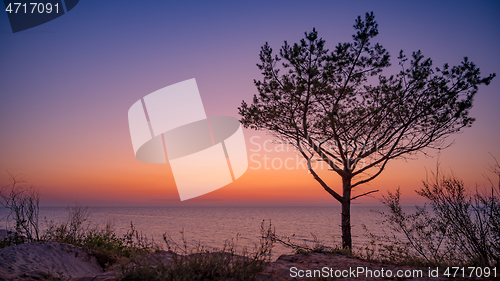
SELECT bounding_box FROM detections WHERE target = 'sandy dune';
[0,242,109,280]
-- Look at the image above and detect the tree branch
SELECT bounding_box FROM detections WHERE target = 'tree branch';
[351,189,379,200]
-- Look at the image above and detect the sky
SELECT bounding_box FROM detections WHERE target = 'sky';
[0,0,499,207]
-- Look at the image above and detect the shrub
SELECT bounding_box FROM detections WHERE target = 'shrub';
[372,159,500,267]
[42,205,90,245]
[0,173,40,244]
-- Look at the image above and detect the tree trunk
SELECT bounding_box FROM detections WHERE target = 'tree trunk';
[341,176,352,250]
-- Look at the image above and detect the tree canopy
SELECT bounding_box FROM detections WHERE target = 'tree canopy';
[239,12,495,249]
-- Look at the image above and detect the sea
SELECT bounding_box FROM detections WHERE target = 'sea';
[0,206,403,260]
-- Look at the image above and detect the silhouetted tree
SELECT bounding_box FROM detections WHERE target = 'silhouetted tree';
[239,12,495,249]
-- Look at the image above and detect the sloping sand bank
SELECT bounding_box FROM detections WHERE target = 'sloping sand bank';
[0,242,107,280]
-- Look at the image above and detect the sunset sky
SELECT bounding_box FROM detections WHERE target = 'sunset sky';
[1,1,499,206]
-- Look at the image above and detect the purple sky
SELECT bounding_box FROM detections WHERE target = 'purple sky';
[0,1,499,206]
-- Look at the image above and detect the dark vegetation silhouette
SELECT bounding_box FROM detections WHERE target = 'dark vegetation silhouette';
[0,173,40,242]
[372,156,500,267]
[239,12,495,249]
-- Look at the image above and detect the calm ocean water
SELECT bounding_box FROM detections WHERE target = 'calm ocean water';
[0,206,398,259]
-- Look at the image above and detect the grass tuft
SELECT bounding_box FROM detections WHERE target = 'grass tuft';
[118,221,275,281]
